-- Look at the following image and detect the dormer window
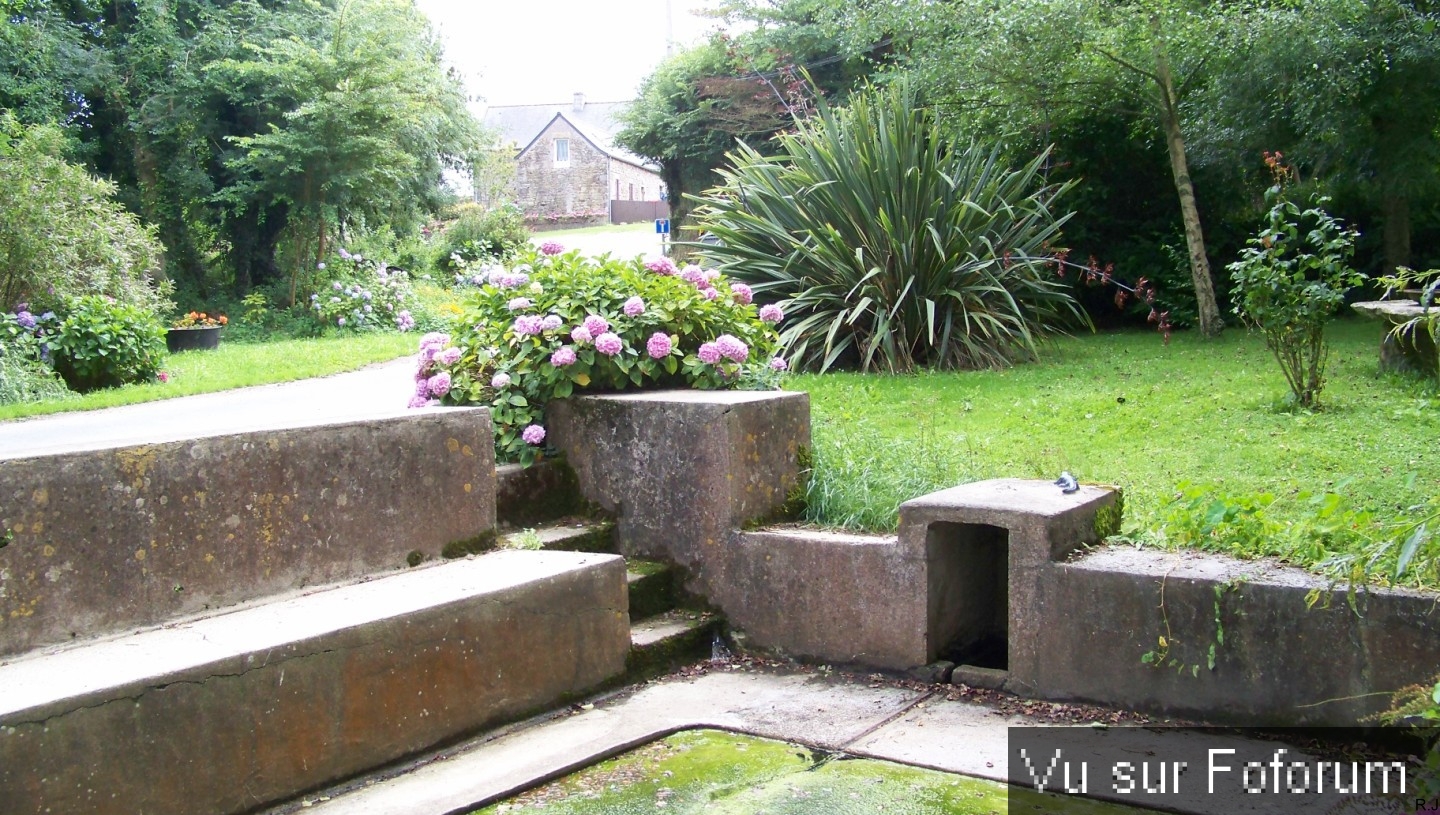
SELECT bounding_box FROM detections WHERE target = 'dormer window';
[554,138,570,167]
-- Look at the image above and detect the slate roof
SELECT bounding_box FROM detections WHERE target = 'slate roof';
[482,100,655,170]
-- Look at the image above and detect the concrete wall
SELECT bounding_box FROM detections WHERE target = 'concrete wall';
[1031,548,1440,725]
[0,550,627,815]
[721,528,925,668]
[0,410,497,657]
[727,478,1440,725]
[547,389,810,601]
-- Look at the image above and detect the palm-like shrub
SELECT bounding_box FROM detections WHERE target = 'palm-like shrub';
[691,82,1086,373]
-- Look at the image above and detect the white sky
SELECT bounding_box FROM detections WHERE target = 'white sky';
[413,0,727,109]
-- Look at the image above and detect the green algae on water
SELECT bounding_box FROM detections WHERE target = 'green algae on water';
[472,729,1156,815]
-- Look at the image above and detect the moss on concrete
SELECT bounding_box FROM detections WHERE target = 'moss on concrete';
[441,529,498,559]
[471,729,1152,814]
[1094,489,1124,540]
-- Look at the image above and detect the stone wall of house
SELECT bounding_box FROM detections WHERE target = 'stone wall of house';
[610,159,663,203]
[514,119,608,224]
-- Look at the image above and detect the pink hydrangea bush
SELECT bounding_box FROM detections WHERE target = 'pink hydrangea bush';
[406,246,786,465]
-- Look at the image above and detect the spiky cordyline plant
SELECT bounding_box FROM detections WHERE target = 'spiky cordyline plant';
[690,81,1088,373]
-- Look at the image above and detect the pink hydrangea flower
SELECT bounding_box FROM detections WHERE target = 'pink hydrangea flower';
[415,379,432,397]
[540,241,564,255]
[623,296,645,317]
[703,269,721,282]
[759,304,785,323]
[157,371,170,383]
[645,257,676,275]
[583,315,610,336]
[594,332,623,356]
[647,332,672,359]
[507,297,533,311]
[437,346,462,365]
[730,283,753,305]
[489,270,530,289]
[770,357,788,371]
[427,371,452,397]
[702,288,719,300]
[541,314,563,331]
[513,315,545,336]
[680,265,705,285]
[407,394,429,409]
[698,342,722,364]
[714,334,749,363]
[550,346,577,366]
[491,372,511,388]
[571,326,594,345]
[522,424,547,445]
[420,332,450,351]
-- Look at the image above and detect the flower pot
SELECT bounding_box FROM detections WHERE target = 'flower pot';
[167,326,222,353]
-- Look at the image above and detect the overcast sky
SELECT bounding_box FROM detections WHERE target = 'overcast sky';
[412,0,727,109]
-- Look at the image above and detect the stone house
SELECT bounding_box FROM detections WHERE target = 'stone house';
[482,94,667,228]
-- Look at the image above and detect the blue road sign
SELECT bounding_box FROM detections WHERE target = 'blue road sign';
[655,219,670,235]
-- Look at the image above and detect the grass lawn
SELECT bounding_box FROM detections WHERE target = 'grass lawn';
[0,332,416,421]
[796,319,1438,567]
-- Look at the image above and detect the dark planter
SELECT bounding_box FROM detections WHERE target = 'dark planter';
[166,326,222,353]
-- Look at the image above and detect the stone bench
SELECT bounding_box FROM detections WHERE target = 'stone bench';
[1351,299,1438,375]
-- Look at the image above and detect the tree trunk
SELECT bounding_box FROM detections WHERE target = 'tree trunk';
[1381,191,1411,274]
[1152,17,1224,337]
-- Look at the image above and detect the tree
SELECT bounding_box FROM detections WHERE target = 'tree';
[616,22,877,259]
[723,0,1232,337]
[2,0,482,299]
[615,38,793,258]
[213,0,480,303]
[1200,0,1440,274]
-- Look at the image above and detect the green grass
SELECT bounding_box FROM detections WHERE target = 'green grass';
[797,319,1439,545]
[0,333,416,420]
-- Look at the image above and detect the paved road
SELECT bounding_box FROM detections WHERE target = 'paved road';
[0,357,421,461]
[530,225,670,261]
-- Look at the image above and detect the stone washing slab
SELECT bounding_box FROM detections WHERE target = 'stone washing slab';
[0,409,497,657]
[0,550,629,815]
[295,669,929,815]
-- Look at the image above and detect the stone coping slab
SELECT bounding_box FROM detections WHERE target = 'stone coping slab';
[0,358,421,460]
[283,668,1385,815]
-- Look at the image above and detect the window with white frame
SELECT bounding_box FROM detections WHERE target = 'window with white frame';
[554,138,570,166]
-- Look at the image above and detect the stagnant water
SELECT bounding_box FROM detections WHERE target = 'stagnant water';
[472,729,1156,815]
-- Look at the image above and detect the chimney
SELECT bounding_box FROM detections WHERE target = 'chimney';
[572,92,586,113]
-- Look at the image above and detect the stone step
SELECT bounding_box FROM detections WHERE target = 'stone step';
[627,609,723,679]
[626,559,680,621]
[495,460,586,528]
[498,518,617,554]
[0,550,629,815]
